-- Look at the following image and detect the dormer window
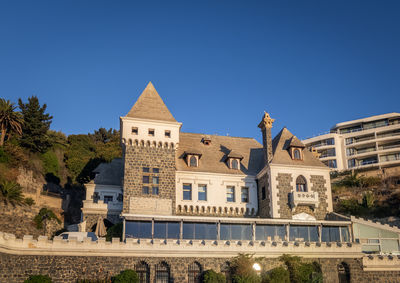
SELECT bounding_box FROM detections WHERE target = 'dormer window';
[226,150,243,170]
[286,136,305,160]
[184,149,202,167]
[189,155,198,167]
[231,159,239,169]
[202,135,211,145]
[294,149,301,160]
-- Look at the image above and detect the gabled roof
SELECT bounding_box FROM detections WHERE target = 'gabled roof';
[126,82,177,122]
[271,128,326,167]
[176,133,264,175]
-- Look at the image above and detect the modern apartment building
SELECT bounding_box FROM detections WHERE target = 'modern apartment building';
[302,113,400,171]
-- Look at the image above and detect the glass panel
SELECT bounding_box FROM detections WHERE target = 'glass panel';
[226,186,235,202]
[143,176,150,183]
[309,226,319,242]
[380,229,399,238]
[221,224,251,240]
[255,225,286,241]
[154,222,166,239]
[142,167,150,173]
[340,227,350,242]
[381,239,399,253]
[153,176,159,184]
[358,224,380,238]
[362,245,380,253]
[194,223,217,240]
[153,168,159,173]
[125,221,152,239]
[220,224,230,240]
[322,226,340,242]
[241,187,249,203]
[152,187,159,195]
[142,186,149,194]
[183,223,195,239]
[167,222,180,239]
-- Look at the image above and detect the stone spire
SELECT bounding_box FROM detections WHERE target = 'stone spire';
[126,82,177,122]
[258,111,275,164]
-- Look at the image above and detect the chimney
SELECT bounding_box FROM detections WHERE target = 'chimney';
[258,111,275,164]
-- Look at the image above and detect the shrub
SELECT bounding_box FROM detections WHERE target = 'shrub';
[33,208,61,229]
[261,266,290,283]
[279,255,322,283]
[232,274,261,283]
[106,222,123,241]
[0,180,24,205]
[112,269,139,283]
[362,191,375,208]
[0,147,9,163]
[24,197,35,206]
[202,269,226,283]
[24,274,52,283]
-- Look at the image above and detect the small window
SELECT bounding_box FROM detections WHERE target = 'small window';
[227,186,235,202]
[153,176,159,185]
[143,176,150,184]
[103,195,113,204]
[142,186,149,194]
[143,167,150,173]
[296,175,307,192]
[231,159,239,169]
[294,149,301,160]
[241,187,249,203]
[132,127,138,135]
[153,168,159,173]
[261,187,266,200]
[189,156,198,167]
[148,129,155,136]
[165,130,171,138]
[198,185,207,201]
[183,184,192,200]
[152,187,159,195]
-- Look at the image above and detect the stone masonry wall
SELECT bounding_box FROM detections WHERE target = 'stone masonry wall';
[276,173,328,220]
[1,252,400,283]
[276,173,293,219]
[123,145,176,214]
[310,175,329,220]
[257,171,272,218]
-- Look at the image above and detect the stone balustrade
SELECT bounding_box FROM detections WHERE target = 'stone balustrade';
[290,191,319,209]
[0,231,362,258]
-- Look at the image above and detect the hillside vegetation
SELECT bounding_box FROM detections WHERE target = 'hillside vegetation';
[331,171,400,219]
[0,96,121,226]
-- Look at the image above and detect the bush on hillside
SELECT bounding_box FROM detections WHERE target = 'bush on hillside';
[41,150,60,180]
[33,208,61,229]
[24,275,52,283]
[24,197,35,206]
[0,180,24,205]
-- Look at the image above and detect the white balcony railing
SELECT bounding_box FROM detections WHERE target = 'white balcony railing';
[82,200,123,211]
[290,191,319,209]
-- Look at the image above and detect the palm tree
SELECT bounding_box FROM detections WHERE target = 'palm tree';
[0,98,23,146]
[0,180,24,205]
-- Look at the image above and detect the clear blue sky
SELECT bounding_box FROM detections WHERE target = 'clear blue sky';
[1,1,399,142]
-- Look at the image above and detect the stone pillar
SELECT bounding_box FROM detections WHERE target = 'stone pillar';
[258,112,275,165]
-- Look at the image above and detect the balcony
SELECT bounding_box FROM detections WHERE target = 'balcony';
[289,191,319,209]
[82,200,123,212]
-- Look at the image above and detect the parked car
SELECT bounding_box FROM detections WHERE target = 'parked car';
[59,232,98,242]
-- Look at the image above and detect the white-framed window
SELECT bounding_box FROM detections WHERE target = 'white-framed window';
[198,184,207,201]
[241,187,249,203]
[226,186,235,202]
[189,156,198,167]
[183,183,192,200]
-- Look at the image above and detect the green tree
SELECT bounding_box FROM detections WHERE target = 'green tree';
[230,254,261,283]
[261,266,290,283]
[0,98,23,146]
[18,96,53,153]
[0,180,24,205]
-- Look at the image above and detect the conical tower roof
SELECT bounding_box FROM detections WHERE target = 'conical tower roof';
[126,82,177,122]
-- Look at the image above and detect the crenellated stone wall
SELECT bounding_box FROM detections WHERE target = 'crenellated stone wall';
[123,144,176,215]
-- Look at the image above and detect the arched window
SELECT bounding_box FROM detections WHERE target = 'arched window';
[155,262,170,283]
[294,149,301,160]
[188,262,202,283]
[135,261,150,283]
[190,156,198,167]
[338,262,350,283]
[231,159,238,169]
[296,175,307,192]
